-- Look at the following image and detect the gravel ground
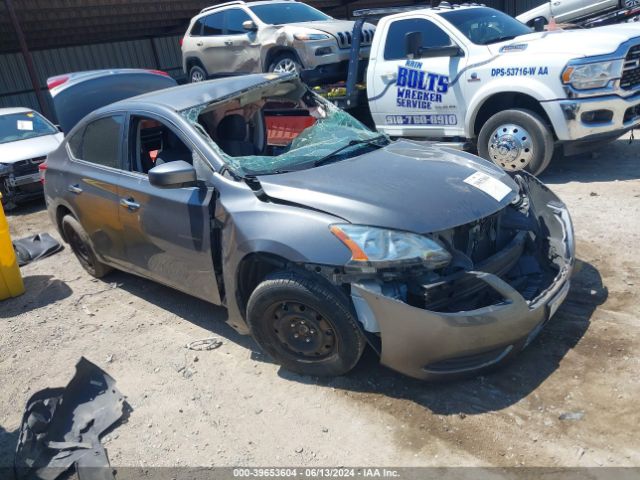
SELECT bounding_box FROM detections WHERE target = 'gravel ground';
[1,136,639,472]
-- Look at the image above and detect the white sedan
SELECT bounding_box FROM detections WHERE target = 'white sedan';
[0,108,63,210]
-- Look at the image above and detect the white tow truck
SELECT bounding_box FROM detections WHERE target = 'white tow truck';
[322,2,640,175]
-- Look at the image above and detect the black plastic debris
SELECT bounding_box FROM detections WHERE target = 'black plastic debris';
[13,234,63,267]
[14,357,126,480]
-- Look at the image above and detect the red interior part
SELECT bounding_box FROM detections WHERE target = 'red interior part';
[265,116,316,147]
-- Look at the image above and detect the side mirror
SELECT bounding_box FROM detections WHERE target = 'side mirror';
[148,160,197,189]
[533,17,546,32]
[243,20,258,32]
[405,31,462,59]
[405,31,423,58]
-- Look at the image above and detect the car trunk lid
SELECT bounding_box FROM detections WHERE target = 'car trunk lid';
[47,69,177,133]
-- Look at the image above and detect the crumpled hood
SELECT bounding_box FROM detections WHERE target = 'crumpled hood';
[257,141,519,234]
[489,26,640,57]
[0,133,63,164]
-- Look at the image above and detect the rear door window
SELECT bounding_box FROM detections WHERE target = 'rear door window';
[203,12,225,36]
[70,115,124,169]
[225,8,252,34]
[190,18,205,36]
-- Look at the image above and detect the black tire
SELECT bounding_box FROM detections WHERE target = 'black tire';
[189,65,208,83]
[246,271,365,377]
[0,193,16,212]
[478,108,555,176]
[61,215,112,278]
[267,53,302,74]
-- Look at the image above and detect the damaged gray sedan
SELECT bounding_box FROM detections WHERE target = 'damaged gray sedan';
[43,71,574,380]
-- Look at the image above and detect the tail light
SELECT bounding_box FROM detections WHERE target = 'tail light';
[39,161,47,184]
[146,69,170,77]
[179,37,184,47]
[47,75,69,90]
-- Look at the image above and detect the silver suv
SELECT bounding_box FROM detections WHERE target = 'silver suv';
[181,0,374,84]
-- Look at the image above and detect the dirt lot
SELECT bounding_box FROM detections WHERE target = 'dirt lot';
[1,136,639,472]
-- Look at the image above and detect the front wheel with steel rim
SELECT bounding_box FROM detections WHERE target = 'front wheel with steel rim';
[246,271,365,377]
[478,108,555,176]
[189,65,207,83]
[61,215,112,278]
[268,53,301,74]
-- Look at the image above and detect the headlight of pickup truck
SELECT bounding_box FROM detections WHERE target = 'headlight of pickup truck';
[562,60,623,90]
[330,224,452,269]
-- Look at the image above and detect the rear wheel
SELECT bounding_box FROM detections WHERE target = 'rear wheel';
[246,271,365,377]
[189,65,207,83]
[478,108,555,176]
[62,215,111,278]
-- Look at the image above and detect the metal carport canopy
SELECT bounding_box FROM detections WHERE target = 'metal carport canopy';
[0,0,447,54]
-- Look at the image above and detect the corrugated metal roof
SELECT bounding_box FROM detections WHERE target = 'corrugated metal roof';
[0,0,543,53]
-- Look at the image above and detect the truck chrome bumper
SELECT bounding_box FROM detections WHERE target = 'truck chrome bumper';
[546,90,640,141]
[351,175,575,380]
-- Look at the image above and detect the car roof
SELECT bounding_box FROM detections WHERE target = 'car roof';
[199,0,299,14]
[106,72,297,113]
[0,107,34,116]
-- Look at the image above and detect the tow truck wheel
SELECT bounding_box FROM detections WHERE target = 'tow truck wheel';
[189,65,207,83]
[62,215,112,278]
[246,271,365,377]
[268,53,301,74]
[478,108,555,176]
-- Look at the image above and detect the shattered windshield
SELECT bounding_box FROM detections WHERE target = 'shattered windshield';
[0,111,58,144]
[182,95,387,177]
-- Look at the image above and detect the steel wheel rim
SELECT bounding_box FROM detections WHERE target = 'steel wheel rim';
[191,70,205,82]
[273,58,299,74]
[268,301,336,360]
[67,229,93,267]
[488,123,534,171]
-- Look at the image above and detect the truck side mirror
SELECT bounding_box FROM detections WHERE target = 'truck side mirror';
[243,20,258,32]
[405,31,424,58]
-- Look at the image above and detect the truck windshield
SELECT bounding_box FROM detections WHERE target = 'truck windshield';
[440,8,532,45]
[249,3,331,25]
[0,111,58,144]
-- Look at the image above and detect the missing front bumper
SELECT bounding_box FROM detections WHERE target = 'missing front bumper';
[351,174,575,380]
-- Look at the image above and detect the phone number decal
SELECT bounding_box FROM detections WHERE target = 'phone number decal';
[386,114,457,126]
[491,66,549,77]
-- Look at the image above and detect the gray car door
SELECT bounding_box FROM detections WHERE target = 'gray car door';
[63,114,128,264]
[115,113,221,304]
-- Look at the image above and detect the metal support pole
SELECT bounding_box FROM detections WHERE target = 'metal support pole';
[149,37,161,70]
[4,0,52,119]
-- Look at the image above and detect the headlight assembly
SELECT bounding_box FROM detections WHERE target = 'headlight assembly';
[330,224,452,269]
[294,32,330,41]
[562,60,623,90]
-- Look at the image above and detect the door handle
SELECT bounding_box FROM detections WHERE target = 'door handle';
[68,184,83,194]
[119,198,140,212]
[380,72,398,83]
[224,41,233,46]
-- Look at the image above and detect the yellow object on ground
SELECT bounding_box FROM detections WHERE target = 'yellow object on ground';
[0,193,24,300]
